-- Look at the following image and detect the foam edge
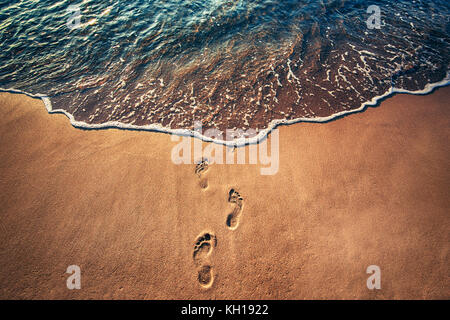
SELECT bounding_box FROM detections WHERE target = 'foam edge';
[1,70,449,148]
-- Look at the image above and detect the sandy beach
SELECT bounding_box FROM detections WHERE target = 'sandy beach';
[0,87,448,299]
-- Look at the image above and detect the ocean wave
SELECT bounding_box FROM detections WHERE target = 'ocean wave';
[0,0,449,145]
[2,70,448,147]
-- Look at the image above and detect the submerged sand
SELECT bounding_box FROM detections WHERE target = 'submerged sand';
[0,87,448,299]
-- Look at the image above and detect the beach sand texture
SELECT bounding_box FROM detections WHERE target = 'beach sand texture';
[0,87,448,299]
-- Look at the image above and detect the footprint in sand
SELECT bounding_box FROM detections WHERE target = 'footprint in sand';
[193,232,217,263]
[226,188,244,230]
[195,158,209,189]
[197,265,213,288]
[193,232,217,288]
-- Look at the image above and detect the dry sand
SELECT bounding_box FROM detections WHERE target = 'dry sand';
[0,87,449,299]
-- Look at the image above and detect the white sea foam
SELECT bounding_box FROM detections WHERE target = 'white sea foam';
[1,70,449,147]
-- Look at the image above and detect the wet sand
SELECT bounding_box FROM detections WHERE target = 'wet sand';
[0,87,448,299]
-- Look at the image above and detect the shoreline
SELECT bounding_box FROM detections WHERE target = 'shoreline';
[1,71,449,147]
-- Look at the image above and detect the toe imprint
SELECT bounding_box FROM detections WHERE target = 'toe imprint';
[193,232,217,264]
[195,158,209,177]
